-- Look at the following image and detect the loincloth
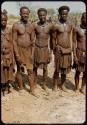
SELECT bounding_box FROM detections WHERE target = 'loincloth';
[17,46,33,70]
[76,48,86,64]
[76,62,85,72]
[54,51,72,74]
[34,44,50,68]
[1,63,15,83]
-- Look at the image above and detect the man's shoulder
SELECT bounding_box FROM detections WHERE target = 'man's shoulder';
[65,20,71,25]
[12,21,20,28]
[6,26,12,33]
[53,20,60,26]
[75,25,83,33]
[32,21,39,28]
[28,21,35,30]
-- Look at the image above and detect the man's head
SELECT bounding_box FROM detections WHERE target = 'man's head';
[1,9,8,28]
[81,12,86,26]
[58,6,70,22]
[37,8,47,23]
[20,6,30,23]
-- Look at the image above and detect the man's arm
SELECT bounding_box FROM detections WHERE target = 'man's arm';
[12,23,22,64]
[72,26,78,63]
[30,25,36,58]
[50,24,57,55]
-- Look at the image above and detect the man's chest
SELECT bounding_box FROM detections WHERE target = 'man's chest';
[17,23,32,35]
[77,28,86,38]
[55,23,72,33]
[35,24,51,34]
[1,29,11,42]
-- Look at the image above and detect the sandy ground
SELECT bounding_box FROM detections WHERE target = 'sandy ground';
[1,54,86,124]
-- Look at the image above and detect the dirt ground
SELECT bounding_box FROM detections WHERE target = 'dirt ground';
[1,54,86,124]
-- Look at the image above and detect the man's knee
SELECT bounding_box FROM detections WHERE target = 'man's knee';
[43,64,47,71]
[53,70,59,79]
[82,72,86,83]
[33,66,37,72]
[75,71,80,78]
[83,72,86,78]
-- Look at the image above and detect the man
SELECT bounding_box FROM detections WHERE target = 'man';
[73,12,86,94]
[12,6,37,96]
[33,8,53,91]
[52,6,73,92]
[1,10,14,95]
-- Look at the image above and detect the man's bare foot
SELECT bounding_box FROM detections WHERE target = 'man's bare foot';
[75,89,80,95]
[52,85,57,92]
[30,89,39,98]
[42,84,48,91]
[42,84,50,95]
[60,85,69,92]
[8,90,11,94]
[19,87,24,90]
[19,89,25,93]
[79,88,85,95]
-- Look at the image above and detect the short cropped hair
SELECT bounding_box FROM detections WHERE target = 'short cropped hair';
[82,12,86,18]
[37,8,47,15]
[1,9,8,18]
[58,6,70,14]
[20,6,30,13]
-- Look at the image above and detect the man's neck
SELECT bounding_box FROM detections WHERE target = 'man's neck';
[59,19,67,24]
[39,21,46,25]
[1,26,6,31]
[20,19,28,24]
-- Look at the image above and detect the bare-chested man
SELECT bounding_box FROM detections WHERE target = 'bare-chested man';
[52,6,73,92]
[73,12,86,94]
[33,8,53,91]
[12,6,37,96]
[1,10,14,95]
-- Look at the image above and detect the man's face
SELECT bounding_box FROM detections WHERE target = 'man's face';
[60,10,68,22]
[1,15,7,27]
[38,11,47,23]
[81,14,86,26]
[20,8,29,22]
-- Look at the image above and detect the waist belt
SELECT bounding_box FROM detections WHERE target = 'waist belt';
[35,44,48,48]
[17,44,32,48]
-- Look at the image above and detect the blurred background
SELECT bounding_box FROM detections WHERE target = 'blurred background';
[1,1,86,27]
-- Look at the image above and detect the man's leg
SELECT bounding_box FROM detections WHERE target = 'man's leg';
[7,68,12,93]
[15,65,23,90]
[33,65,38,85]
[3,68,8,95]
[43,64,48,90]
[53,70,59,91]
[60,70,68,92]
[15,72,23,90]
[27,69,38,96]
[80,72,86,94]
[2,83,6,96]
[75,70,80,92]
[6,81,11,94]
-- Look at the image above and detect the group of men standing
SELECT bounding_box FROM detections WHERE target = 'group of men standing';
[1,6,86,96]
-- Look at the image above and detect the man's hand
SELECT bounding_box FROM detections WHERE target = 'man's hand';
[53,47,56,55]
[74,56,78,65]
[17,57,22,65]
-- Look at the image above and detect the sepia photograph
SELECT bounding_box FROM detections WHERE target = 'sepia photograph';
[1,1,86,124]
